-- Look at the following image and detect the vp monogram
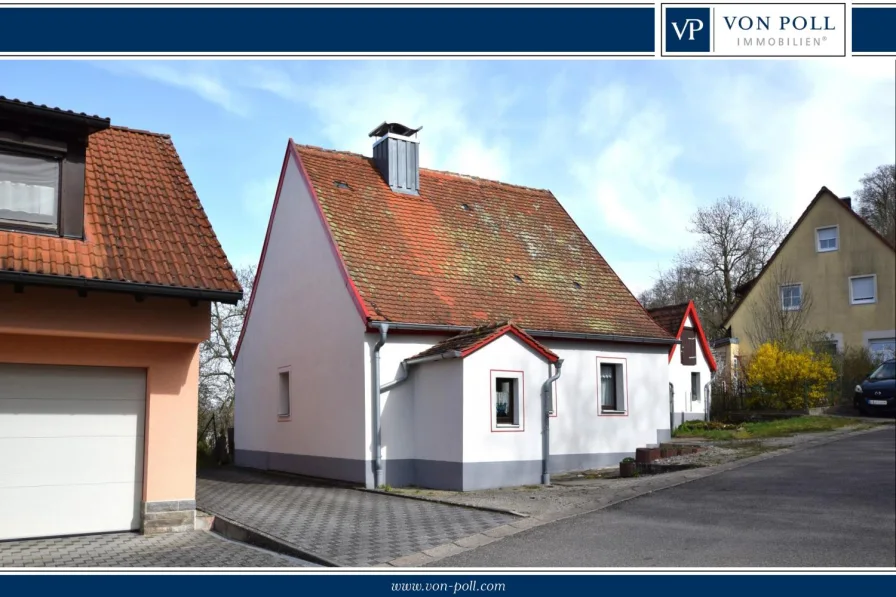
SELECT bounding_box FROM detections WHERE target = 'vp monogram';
[671,18,704,41]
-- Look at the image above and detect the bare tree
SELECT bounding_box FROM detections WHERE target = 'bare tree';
[639,196,789,339]
[745,261,826,352]
[199,265,255,440]
[689,196,789,316]
[854,164,896,246]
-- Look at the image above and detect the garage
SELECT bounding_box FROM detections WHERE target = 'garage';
[0,364,146,541]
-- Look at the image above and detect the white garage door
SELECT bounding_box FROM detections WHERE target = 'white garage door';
[0,364,146,541]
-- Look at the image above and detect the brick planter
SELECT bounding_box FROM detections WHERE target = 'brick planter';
[635,447,661,464]
[619,461,638,477]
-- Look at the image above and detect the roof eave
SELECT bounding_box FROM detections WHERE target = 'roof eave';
[0,270,243,304]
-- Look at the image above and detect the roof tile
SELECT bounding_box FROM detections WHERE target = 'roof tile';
[296,144,670,339]
[0,126,240,295]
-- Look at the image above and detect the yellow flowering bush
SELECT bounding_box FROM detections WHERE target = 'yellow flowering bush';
[744,342,837,410]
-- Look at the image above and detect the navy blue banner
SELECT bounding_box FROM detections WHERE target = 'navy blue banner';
[0,7,655,54]
[1,574,896,594]
[852,6,896,53]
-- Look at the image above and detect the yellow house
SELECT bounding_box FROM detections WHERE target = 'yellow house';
[725,186,895,359]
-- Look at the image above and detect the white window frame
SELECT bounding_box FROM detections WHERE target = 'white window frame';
[597,357,628,415]
[277,367,291,420]
[868,338,896,361]
[849,274,877,305]
[780,283,803,311]
[815,225,839,253]
[490,370,524,431]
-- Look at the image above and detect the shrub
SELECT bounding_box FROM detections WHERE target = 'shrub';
[833,345,886,402]
[678,420,738,432]
[743,342,837,410]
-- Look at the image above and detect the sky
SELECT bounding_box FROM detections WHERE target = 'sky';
[2,59,893,295]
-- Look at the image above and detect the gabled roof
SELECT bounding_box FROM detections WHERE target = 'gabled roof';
[0,125,242,302]
[288,142,672,340]
[646,302,690,336]
[647,300,717,372]
[723,186,895,326]
[408,321,559,363]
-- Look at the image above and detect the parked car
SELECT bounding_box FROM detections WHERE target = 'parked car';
[854,359,896,416]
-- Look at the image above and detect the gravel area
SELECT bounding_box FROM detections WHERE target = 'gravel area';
[390,422,891,518]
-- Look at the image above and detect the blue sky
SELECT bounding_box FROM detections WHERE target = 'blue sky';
[2,59,893,294]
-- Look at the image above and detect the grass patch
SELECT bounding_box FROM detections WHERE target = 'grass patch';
[674,416,866,440]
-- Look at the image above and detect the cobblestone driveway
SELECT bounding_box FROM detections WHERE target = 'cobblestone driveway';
[197,467,516,567]
[0,531,314,567]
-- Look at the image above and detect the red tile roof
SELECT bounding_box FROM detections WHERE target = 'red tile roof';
[646,302,691,336]
[647,300,717,372]
[293,143,672,340]
[409,321,560,363]
[0,126,241,300]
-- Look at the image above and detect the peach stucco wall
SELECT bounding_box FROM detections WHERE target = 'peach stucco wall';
[0,285,209,503]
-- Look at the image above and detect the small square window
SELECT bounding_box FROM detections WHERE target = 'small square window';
[849,275,876,305]
[278,370,290,418]
[599,361,626,413]
[816,226,838,252]
[494,376,520,427]
[781,284,802,311]
[0,149,60,231]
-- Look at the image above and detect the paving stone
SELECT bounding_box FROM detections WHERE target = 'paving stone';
[388,552,435,567]
[197,467,515,567]
[483,524,525,538]
[0,531,313,568]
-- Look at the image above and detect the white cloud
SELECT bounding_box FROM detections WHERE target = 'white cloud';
[570,92,698,253]
[98,61,249,116]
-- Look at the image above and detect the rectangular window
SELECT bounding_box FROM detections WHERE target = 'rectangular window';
[868,339,896,361]
[278,371,290,418]
[0,149,60,230]
[781,284,802,311]
[599,362,626,413]
[849,275,876,305]
[691,372,701,402]
[816,226,838,252]
[494,377,518,426]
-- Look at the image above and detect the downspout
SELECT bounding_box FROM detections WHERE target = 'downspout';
[372,323,389,489]
[541,359,564,486]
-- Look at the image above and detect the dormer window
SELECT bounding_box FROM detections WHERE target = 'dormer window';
[0,97,110,239]
[0,148,61,232]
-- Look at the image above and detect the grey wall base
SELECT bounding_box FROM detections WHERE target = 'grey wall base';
[672,411,707,430]
[141,500,196,535]
[236,449,634,492]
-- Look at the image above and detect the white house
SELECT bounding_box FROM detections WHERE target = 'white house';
[646,301,717,429]
[233,122,679,491]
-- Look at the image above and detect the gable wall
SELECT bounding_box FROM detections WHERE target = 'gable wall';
[729,193,896,355]
[668,314,713,426]
[234,152,367,482]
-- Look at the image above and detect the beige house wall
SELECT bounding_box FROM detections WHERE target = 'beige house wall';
[728,191,895,356]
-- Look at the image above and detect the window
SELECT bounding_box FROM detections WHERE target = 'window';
[868,339,896,361]
[868,360,896,381]
[0,149,60,230]
[680,328,697,366]
[816,226,838,252]
[494,377,518,426]
[781,284,802,311]
[850,275,876,305]
[691,372,701,402]
[599,362,626,414]
[278,370,290,418]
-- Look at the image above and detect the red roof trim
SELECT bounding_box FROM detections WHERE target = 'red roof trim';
[669,301,717,372]
[290,142,371,325]
[459,324,560,363]
[233,142,292,363]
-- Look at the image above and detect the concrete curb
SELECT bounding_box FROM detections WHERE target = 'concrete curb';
[356,487,528,518]
[207,512,342,568]
[383,424,893,568]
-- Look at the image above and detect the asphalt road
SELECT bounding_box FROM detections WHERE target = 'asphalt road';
[431,427,896,567]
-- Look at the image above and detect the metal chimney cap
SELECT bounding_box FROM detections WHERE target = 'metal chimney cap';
[368,122,422,138]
